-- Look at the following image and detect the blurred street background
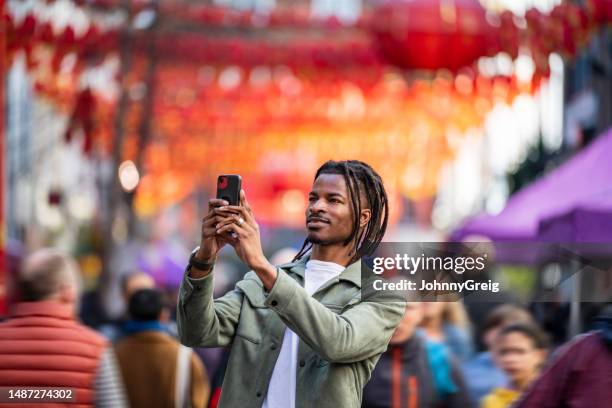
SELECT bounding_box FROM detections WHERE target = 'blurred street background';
[1,2,612,404]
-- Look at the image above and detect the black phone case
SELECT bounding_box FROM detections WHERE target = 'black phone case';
[216,175,242,205]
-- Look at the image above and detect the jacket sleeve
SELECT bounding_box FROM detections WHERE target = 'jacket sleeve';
[177,266,244,348]
[264,268,406,364]
[94,347,129,408]
[446,356,474,408]
[190,351,210,408]
[512,336,583,408]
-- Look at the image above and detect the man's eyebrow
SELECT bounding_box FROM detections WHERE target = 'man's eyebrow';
[308,191,346,199]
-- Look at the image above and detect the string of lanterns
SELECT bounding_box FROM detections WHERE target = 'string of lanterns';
[6,1,611,73]
[3,0,611,226]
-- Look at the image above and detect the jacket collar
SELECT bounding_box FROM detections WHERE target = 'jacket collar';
[278,253,363,288]
[123,320,169,335]
[11,300,74,320]
[122,329,174,343]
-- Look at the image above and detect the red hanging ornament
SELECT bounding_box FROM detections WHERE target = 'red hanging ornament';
[65,88,96,155]
[48,189,63,206]
[371,0,497,71]
[589,0,612,24]
[525,7,556,75]
[498,10,520,60]
[5,14,18,58]
[551,2,586,57]
[58,26,76,50]
[38,22,55,43]
[81,24,100,47]
[17,14,37,40]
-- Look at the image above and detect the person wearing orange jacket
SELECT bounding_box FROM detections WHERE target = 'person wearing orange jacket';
[0,248,127,407]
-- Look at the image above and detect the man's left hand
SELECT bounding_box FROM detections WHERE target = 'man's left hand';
[214,189,278,289]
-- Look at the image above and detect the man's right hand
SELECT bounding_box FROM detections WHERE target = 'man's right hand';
[192,198,230,277]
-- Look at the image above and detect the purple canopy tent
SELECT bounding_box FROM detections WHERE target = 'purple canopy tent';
[537,189,612,337]
[453,127,612,244]
[452,127,612,336]
[538,189,612,243]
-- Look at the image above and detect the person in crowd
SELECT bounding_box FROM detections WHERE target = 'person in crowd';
[463,304,535,405]
[363,302,472,408]
[458,239,519,351]
[514,304,612,408]
[481,323,548,408]
[420,301,474,362]
[207,347,231,408]
[122,271,155,299]
[0,248,128,407]
[97,270,157,341]
[116,288,210,408]
[177,160,406,407]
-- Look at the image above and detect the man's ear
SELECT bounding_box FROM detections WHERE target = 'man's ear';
[159,308,170,323]
[57,284,77,305]
[537,349,548,364]
[359,209,372,228]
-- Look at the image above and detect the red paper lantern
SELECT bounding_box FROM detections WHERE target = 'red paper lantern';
[371,0,497,71]
[590,0,612,24]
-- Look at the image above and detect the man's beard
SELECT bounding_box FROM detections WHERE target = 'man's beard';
[308,234,346,246]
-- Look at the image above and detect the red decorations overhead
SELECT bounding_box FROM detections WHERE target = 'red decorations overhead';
[4,12,378,71]
[147,35,382,69]
[65,88,96,155]
[371,0,497,71]
[3,0,611,222]
[370,0,611,74]
[496,10,520,60]
[590,0,612,24]
[6,1,612,75]
[122,58,532,218]
[527,2,589,59]
[523,1,603,75]
[5,12,118,73]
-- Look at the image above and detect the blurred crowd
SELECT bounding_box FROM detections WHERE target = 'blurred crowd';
[0,248,611,408]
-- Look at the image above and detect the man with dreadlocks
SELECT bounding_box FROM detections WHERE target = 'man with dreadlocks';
[177,160,406,408]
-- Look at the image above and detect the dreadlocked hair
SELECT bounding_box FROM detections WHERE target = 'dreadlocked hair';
[292,160,389,265]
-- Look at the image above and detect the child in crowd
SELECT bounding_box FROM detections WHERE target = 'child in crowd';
[481,323,548,408]
[463,304,535,405]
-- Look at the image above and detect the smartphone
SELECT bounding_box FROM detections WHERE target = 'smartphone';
[216,175,242,206]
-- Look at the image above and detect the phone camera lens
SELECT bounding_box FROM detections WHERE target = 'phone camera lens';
[218,177,228,189]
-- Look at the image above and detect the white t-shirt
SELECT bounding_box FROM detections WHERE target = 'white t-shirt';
[262,259,345,408]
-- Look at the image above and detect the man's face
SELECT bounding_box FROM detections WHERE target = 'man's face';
[421,302,445,321]
[306,174,356,246]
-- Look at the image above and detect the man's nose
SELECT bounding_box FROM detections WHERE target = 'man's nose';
[309,198,326,213]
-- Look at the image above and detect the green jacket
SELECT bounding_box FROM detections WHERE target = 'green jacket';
[177,254,406,408]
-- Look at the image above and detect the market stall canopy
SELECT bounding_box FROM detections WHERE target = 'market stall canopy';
[452,127,612,243]
[538,189,612,243]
